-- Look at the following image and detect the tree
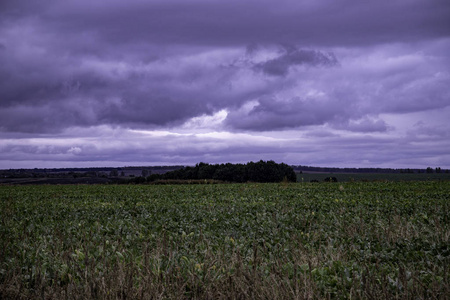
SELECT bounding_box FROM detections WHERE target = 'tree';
[156,161,296,183]
[197,163,217,179]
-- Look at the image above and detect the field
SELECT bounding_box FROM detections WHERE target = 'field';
[297,172,450,183]
[1,182,449,299]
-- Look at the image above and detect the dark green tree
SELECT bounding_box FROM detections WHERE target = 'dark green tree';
[157,161,296,183]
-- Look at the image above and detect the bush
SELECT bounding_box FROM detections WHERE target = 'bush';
[324,177,338,182]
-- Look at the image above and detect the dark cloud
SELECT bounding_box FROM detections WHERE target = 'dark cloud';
[409,122,450,139]
[1,0,449,168]
[333,117,389,133]
[3,1,450,48]
[254,49,338,76]
[225,96,343,131]
[39,1,450,47]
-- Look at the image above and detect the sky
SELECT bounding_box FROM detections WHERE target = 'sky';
[1,0,450,169]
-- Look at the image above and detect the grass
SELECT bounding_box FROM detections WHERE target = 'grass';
[1,181,449,299]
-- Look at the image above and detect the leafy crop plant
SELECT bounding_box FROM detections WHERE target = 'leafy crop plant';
[1,181,449,299]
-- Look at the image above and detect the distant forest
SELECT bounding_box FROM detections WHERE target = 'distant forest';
[292,166,448,174]
[147,161,297,183]
[0,163,448,185]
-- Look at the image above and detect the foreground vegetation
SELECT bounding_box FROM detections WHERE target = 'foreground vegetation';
[1,181,449,299]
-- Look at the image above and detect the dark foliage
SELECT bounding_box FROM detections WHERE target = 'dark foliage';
[324,177,338,182]
[147,160,297,183]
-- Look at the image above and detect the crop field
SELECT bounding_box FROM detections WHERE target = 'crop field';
[297,172,450,183]
[1,182,449,299]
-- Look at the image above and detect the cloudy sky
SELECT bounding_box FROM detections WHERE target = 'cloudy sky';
[1,0,450,169]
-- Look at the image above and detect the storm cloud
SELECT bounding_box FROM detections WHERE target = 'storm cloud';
[254,48,339,76]
[1,0,449,168]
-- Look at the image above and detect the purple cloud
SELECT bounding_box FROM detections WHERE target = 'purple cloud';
[254,48,338,76]
[0,0,449,168]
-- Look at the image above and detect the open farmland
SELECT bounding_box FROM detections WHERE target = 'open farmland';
[297,172,450,183]
[1,182,449,299]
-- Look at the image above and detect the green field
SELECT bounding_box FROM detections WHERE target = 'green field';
[297,172,450,183]
[1,182,449,299]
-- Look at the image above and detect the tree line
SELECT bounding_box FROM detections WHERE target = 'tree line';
[145,161,297,183]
